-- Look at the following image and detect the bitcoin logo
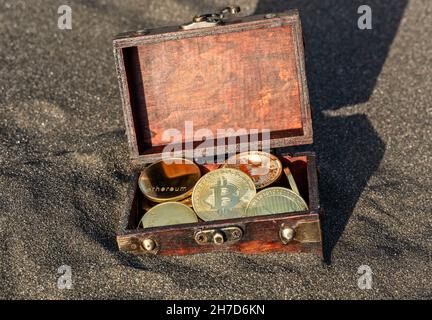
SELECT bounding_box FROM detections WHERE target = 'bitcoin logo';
[204,176,241,216]
[192,169,256,221]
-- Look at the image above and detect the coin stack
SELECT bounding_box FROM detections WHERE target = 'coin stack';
[137,152,308,229]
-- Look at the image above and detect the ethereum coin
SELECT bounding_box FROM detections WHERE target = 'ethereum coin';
[138,158,201,203]
[223,151,282,189]
[139,202,198,228]
[246,187,308,217]
[192,168,256,221]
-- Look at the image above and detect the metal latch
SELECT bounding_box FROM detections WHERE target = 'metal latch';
[180,6,241,30]
[279,220,322,244]
[195,226,243,245]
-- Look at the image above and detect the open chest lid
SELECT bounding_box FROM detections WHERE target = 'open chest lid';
[114,8,312,165]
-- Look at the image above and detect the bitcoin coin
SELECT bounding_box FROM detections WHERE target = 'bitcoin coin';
[138,158,201,203]
[223,151,282,189]
[192,168,256,221]
[246,187,308,217]
[139,202,198,228]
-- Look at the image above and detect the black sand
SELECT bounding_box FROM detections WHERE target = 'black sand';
[0,0,430,299]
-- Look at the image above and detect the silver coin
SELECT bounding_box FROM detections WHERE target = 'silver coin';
[246,187,308,216]
[140,202,198,228]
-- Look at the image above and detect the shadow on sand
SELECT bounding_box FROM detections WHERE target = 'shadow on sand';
[255,0,407,263]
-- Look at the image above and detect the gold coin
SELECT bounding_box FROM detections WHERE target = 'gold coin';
[192,168,256,221]
[138,158,201,203]
[139,202,198,228]
[223,151,282,189]
[246,187,308,217]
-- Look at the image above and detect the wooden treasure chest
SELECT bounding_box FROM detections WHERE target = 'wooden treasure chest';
[113,7,323,257]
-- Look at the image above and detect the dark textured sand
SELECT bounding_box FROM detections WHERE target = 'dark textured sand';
[0,0,431,299]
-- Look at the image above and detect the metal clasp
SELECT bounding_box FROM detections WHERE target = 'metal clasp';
[195,226,243,245]
[180,6,241,30]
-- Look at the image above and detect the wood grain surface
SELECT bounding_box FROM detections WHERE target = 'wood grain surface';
[114,11,313,163]
[136,25,302,146]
